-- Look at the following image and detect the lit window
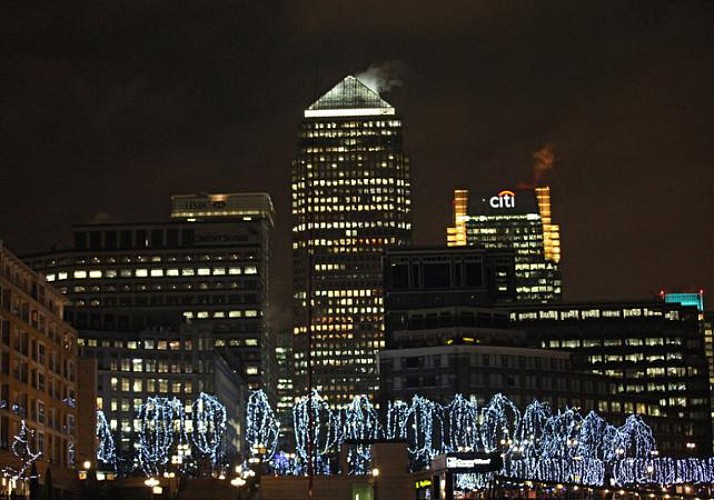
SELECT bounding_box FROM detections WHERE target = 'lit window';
[197,268,210,276]
[135,269,148,277]
[167,269,179,276]
[150,269,164,277]
[73,270,87,279]
[89,270,102,279]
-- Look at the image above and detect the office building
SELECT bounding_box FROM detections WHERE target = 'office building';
[661,291,714,449]
[0,242,79,496]
[383,246,516,346]
[78,326,246,468]
[291,75,412,404]
[24,192,274,398]
[447,187,561,303]
[274,329,294,446]
[512,300,712,455]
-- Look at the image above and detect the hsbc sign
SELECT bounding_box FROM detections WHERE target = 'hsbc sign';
[489,190,516,209]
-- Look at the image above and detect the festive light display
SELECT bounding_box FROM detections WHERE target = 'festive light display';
[293,390,341,474]
[405,395,443,470]
[137,397,180,475]
[191,392,227,466]
[480,393,520,454]
[250,390,714,489]
[442,394,479,453]
[246,390,279,462]
[342,395,380,474]
[1,420,42,482]
[96,409,116,468]
[99,392,227,476]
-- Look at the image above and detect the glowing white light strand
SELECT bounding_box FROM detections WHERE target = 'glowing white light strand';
[191,392,227,466]
[1,420,43,482]
[246,390,279,462]
[293,390,341,474]
[248,390,714,489]
[342,395,380,474]
[96,409,117,468]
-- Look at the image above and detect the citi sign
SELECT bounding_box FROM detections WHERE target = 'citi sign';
[489,190,516,209]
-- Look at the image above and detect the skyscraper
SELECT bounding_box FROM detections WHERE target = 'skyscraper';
[447,187,562,303]
[291,75,412,405]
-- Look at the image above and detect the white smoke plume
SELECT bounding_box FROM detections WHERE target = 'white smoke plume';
[355,61,407,93]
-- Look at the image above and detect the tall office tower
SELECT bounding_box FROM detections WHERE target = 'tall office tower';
[447,187,562,303]
[0,243,79,497]
[24,192,275,400]
[291,75,412,405]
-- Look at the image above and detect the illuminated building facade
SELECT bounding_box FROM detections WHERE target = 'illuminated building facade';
[0,243,78,495]
[77,327,245,468]
[292,75,412,404]
[23,192,275,398]
[274,329,294,445]
[661,291,714,449]
[512,301,712,455]
[447,187,561,303]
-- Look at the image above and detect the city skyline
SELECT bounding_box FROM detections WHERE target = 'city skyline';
[1,1,713,333]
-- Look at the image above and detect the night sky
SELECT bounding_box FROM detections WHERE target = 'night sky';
[2,1,713,329]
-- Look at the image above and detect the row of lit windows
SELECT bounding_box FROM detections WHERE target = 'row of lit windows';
[550,337,683,348]
[45,266,258,282]
[587,353,684,364]
[39,252,257,267]
[109,377,193,394]
[304,120,401,129]
[182,309,260,319]
[303,130,397,139]
[515,308,679,322]
[293,221,411,231]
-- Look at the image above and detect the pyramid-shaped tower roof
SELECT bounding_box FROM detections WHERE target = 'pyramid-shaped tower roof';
[304,75,395,118]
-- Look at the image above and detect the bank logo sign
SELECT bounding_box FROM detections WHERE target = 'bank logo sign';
[489,190,516,209]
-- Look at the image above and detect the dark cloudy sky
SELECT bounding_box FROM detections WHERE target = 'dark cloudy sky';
[2,1,713,323]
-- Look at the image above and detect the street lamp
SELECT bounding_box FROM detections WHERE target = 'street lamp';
[231,477,247,499]
[371,468,380,500]
[145,477,162,498]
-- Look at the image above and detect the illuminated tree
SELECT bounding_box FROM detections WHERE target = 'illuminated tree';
[246,390,279,461]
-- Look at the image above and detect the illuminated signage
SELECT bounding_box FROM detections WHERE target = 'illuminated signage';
[415,479,432,489]
[438,453,503,473]
[446,457,493,469]
[489,190,515,209]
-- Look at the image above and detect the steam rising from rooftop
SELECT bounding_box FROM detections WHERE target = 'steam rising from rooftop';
[355,61,407,94]
[532,143,555,186]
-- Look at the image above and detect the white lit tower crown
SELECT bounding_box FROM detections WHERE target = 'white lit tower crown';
[291,75,412,405]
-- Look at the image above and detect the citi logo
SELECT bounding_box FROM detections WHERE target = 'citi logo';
[489,190,516,209]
